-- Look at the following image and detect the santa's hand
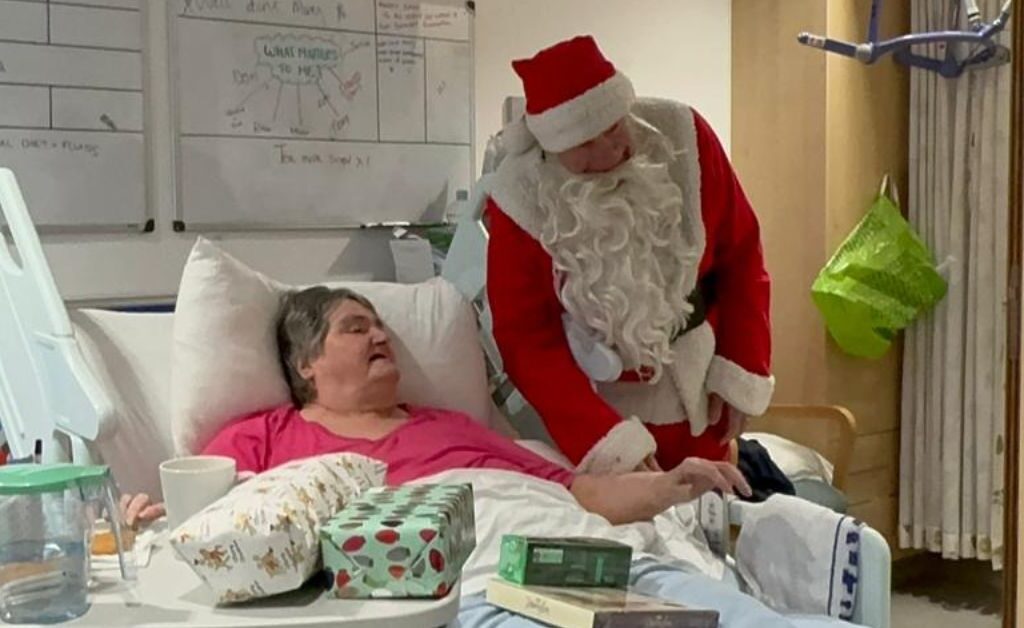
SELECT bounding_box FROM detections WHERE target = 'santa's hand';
[720,406,749,445]
[708,393,725,425]
[636,454,662,472]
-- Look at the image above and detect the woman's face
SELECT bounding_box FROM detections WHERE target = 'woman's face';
[299,299,399,402]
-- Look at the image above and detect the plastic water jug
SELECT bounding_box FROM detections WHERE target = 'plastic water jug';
[0,464,135,624]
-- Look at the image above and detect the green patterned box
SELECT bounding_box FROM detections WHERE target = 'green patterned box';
[320,483,475,598]
[498,536,632,588]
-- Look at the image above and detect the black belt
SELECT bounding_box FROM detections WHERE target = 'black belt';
[671,285,707,342]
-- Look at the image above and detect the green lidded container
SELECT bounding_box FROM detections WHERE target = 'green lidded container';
[0,463,111,495]
[0,463,136,625]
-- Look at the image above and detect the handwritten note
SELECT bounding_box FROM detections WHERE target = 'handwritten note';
[273,142,371,167]
[376,1,469,39]
[0,135,100,158]
[377,37,423,74]
[180,0,369,30]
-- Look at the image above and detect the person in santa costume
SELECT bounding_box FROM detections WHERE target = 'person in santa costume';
[486,35,774,475]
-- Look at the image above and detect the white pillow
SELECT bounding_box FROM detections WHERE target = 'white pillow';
[171,237,495,455]
[744,432,835,485]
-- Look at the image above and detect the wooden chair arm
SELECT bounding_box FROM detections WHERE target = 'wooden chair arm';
[746,404,858,491]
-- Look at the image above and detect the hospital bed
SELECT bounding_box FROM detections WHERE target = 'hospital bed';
[0,160,889,627]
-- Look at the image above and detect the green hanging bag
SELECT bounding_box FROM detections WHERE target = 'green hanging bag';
[811,176,947,359]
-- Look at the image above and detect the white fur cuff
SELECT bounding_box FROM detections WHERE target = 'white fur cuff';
[577,418,657,474]
[667,321,716,435]
[706,356,775,417]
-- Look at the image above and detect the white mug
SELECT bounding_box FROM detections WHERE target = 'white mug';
[159,455,237,529]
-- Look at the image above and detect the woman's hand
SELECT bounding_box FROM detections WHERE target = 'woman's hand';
[654,457,752,506]
[119,493,166,528]
[571,458,751,525]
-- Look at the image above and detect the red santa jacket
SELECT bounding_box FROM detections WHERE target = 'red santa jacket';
[486,100,773,472]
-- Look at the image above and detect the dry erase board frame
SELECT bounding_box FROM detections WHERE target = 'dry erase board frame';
[0,0,153,234]
[167,0,476,232]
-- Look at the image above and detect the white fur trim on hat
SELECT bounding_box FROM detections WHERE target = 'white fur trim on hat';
[577,417,656,474]
[706,356,775,417]
[525,72,635,153]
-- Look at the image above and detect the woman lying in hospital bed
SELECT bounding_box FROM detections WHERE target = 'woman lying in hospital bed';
[123,286,863,628]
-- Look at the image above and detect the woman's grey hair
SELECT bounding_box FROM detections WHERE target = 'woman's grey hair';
[276,286,378,406]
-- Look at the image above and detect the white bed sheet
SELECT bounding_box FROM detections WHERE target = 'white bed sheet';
[411,468,726,598]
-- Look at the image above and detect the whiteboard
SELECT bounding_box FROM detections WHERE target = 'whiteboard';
[0,0,149,232]
[170,0,473,230]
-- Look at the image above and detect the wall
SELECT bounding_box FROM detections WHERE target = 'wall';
[25,1,733,304]
[732,0,909,545]
[731,0,829,406]
[472,0,732,168]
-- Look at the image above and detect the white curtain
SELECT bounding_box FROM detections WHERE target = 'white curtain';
[899,0,1011,568]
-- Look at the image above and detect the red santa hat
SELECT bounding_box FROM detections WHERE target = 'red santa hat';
[510,35,635,154]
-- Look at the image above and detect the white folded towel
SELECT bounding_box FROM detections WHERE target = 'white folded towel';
[734,494,862,620]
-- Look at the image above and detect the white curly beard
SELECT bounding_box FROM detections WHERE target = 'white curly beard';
[537,137,699,382]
